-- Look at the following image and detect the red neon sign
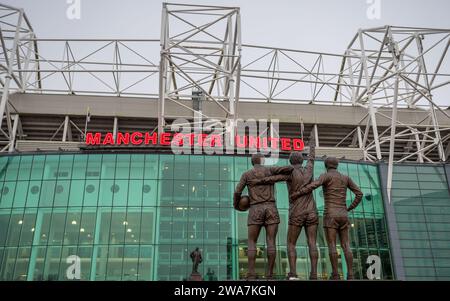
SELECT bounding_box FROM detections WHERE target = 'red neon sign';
[85,132,304,151]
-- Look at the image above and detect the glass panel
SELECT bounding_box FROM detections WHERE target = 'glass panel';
[357,164,371,188]
[0,247,18,280]
[170,244,188,280]
[393,165,417,174]
[83,179,99,207]
[79,208,95,245]
[48,210,67,245]
[276,181,289,209]
[159,207,173,243]
[86,154,102,179]
[115,154,130,179]
[6,209,24,247]
[0,156,8,181]
[26,181,41,207]
[18,156,33,181]
[99,179,114,206]
[189,180,204,207]
[98,208,112,244]
[173,180,188,206]
[128,180,143,207]
[205,181,220,207]
[189,155,204,180]
[0,182,16,208]
[110,208,127,245]
[416,165,445,174]
[36,208,52,245]
[112,179,128,206]
[43,155,59,180]
[101,154,116,179]
[19,209,37,246]
[5,156,20,181]
[43,246,62,280]
[144,154,159,179]
[347,163,358,181]
[54,180,70,207]
[0,209,10,246]
[234,157,248,181]
[106,245,124,280]
[94,246,108,280]
[38,180,55,207]
[30,246,46,280]
[125,208,141,244]
[64,208,82,245]
[122,245,139,281]
[174,155,189,180]
[138,245,153,280]
[30,156,46,180]
[78,246,93,280]
[219,156,233,182]
[219,181,233,208]
[140,208,155,244]
[360,187,374,214]
[130,154,145,179]
[159,154,174,179]
[68,180,84,206]
[72,155,88,179]
[205,156,219,181]
[393,172,418,181]
[58,155,73,180]
[142,179,157,207]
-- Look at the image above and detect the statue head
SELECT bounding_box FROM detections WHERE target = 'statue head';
[251,153,264,166]
[324,157,339,170]
[289,151,303,165]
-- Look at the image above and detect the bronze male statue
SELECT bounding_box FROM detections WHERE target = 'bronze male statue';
[234,153,292,279]
[248,135,318,280]
[190,247,202,274]
[292,157,363,280]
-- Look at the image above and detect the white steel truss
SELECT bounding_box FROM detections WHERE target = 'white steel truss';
[158,3,241,138]
[0,3,38,152]
[337,26,450,200]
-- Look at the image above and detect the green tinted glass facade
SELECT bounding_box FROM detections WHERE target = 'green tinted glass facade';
[0,153,392,280]
[391,164,450,280]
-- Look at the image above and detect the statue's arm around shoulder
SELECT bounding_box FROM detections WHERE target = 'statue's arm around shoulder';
[248,173,290,186]
[291,172,327,200]
[268,165,294,175]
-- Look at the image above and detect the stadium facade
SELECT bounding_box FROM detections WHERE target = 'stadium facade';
[0,3,449,280]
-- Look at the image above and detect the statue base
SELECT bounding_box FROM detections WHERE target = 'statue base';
[188,272,203,281]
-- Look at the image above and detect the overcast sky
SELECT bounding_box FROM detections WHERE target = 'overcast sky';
[4,0,450,53]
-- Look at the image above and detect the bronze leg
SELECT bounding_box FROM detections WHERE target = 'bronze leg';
[247,224,262,279]
[286,225,301,278]
[339,227,353,280]
[193,263,197,274]
[265,223,278,279]
[305,224,318,280]
[325,227,340,280]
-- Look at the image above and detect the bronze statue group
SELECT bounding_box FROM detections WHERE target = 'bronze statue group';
[233,133,363,280]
